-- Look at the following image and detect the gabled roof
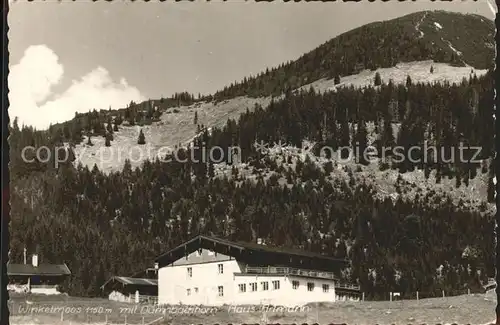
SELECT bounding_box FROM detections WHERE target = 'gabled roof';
[155,235,349,269]
[7,263,71,276]
[100,276,158,291]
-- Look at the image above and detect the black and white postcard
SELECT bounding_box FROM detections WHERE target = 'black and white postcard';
[4,1,498,324]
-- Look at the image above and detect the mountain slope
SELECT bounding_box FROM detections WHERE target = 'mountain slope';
[414,11,494,68]
[42,12,495,210]
[71,63,488,174]
[14,11,495,193]
[212,10,494,100]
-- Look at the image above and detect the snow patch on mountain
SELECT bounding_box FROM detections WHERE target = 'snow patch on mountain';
[444,40,463,56]
[415,12,428,38]
[299,61,486,94]
[73,96,273,173]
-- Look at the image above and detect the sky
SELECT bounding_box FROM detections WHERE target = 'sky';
[8,0,497,129]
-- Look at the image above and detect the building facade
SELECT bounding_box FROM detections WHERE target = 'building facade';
[156,235,360,307]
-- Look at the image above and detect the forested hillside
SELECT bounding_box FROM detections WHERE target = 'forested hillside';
[8,10,495,300]
[212,10,494,99]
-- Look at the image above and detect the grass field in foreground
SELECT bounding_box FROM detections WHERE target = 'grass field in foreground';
[7,291,497,325]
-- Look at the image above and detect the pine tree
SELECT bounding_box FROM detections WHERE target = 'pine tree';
[208,161,215,178]
[147,100,155,119]
[354,119,369,165]
[487,163,495,203]
[106,118,113,134]
[194,111,198,125]
[374,72,382,86]
[406,75,412,88]
[123,158,132,175]
[63,125,71,140]
[72,119,83,143]
[395,121,411,173]
[85,112,92,132]
[430,66,434,74]
[105,133,111,147]
[380,114,395,158]
[487,176,495,203]
[455,173,462,188]
[87,134,93,146]
[463,173,470,187]
[231,166,239,179]
[115,114,123,126]
[424,164,431,179]
[404,99,411,121]
[323,161,334,174]
[436,168,442,184]
[138,129,146,145]
[334,74,341,85]
[339,117,350,160]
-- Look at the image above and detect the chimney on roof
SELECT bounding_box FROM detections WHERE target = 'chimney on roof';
[23,247,27,265]
[32,254,38,268]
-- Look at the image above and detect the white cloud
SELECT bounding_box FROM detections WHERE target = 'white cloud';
[9,45,145,129]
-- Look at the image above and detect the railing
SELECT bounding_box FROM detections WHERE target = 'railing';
[244,266,360,290]
[245,266,338,280]
[335,283,361,290]
[126,293,158,305]
[139,295,158,305]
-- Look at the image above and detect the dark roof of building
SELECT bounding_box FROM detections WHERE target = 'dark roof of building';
[210,235,346,261]
[155,234,349,268]
[130,268,158,279]
[7,263,71,276]
[100,276,158,290]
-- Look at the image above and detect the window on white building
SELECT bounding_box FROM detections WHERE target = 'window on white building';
[218,286,224,297]
[194,287,199,293]
[238,284,246,293]
[307,282,314,291]
[187,289,191,296]
[292,280,299,289]
[218,264,224,274]
[272,280,280,290]
[322,284,329,293]
[250,282,257,292]
[187,267,192,278]
[261,281,269,291]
